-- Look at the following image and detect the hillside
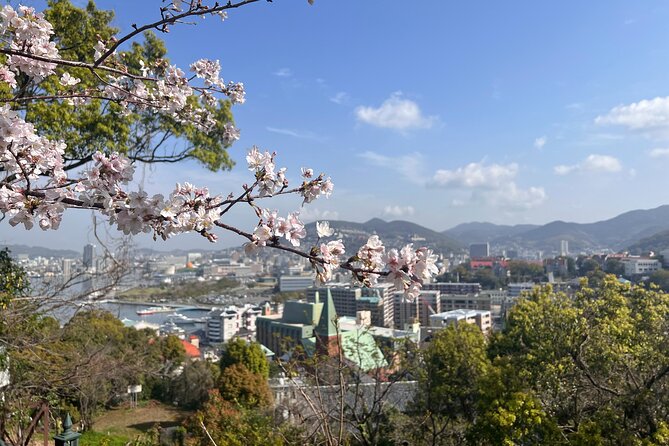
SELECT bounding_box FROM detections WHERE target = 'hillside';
[627,229,669,255]
[445,205,669,253]
[443,222,539,245]
[304,219,463,253]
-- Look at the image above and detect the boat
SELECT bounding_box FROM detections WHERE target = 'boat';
[136,306,174,316]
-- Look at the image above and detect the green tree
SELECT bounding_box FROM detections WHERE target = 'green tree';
[508,260,545,283]
[184,389,289,446]
[13,0,236,172]
[218,363,273,409]
[648,269,669,292]
[171,360,217,410]
[410,323,491,446]
[490,278,669,444]
[220,338,270,379]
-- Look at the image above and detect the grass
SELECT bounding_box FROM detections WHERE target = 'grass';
[89,400,191,440]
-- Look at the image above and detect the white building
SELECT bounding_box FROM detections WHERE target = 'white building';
[429,309,492,334]
[622,257,661,276]
[508,282,536,298]
[279,275,314,292]
[205,304,264,344]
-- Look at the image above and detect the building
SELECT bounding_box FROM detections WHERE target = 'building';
[423,282,482,295]
[469,243,490,259]
[508,282,536,298]
[428,309,492,334]
[205,304,264,344]
[393,290,440,328]
[256,290,388,371]
[560,240,569,257]
[439,293,492,312]
[306,282,396,328]
[622,257,661,276]
[306,284,361,318]
[61,258,72,280]
[256,298,323,356]
[279,275,315,292]
[83,244,95,269]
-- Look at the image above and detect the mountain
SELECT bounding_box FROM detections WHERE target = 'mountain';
[304,219,463,253]
[627,229,669,255]
[443,222,539,245]
[489,205,669,253]
[0,244,80,259]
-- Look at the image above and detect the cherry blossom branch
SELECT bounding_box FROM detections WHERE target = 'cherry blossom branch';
[94,0,263,66]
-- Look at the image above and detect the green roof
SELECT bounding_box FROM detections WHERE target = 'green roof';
[341,329,388,372]
[315,289,339,337]
[282,300,323,325]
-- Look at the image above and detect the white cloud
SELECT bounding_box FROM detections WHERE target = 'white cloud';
[266,126,322,140]
[358,151,424,184]
[534,136,547,149]
[355,92,436,131]
[595,97,669,131]
[431,162,518,189]
[383,205,415,218]
[330,91,349,105]
[649,148,669,158]
[428,161,545,210]
[273,67,292,77]
[554,154,622,175]
[477,184,547,211]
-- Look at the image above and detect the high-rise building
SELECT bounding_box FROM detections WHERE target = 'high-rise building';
[62,258,72,279]
[560,240,569,257]
[469,243,490,259]
[83,244,95,269]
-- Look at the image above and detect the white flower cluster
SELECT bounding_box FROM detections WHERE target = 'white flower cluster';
[0,5,59,81]
[252,209,306,248]
[0,3,440,300]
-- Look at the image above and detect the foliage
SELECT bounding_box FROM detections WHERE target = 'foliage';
[218,363,273,409]
[490,277,669,444]
[219,338,270,379]
[170,360,217,410]
[184,390,287,446]
[409,322,491,445]
[507,260,545,282]
[0,248,29,309]
[20,0,236,171]
[119,278,239,302]
[648,269,669,292]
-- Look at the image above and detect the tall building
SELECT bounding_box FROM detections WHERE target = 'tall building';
[469,243,490,259]
[61,258,72,280]
[560,240,569,257]
[83,244,95,269]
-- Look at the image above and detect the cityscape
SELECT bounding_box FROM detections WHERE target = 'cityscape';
[1,1,669,446]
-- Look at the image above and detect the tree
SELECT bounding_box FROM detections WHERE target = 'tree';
[220,338,270,379]
[184,389,291,446]
[218,363,273,409]
[490,278,669,443]
[170,360,217,410]
[20,0,236,172]
[648,269,669,292]
[409,323,491,446]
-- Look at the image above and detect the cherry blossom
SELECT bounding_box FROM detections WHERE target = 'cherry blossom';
[0,1,440,300]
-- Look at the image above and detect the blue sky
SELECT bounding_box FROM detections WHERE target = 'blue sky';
[4,0,669,251]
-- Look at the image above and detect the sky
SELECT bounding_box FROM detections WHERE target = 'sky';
[3,0,669,251]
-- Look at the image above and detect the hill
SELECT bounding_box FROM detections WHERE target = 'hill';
[442,205,669,254]
[0,244,80,259]
[626,229,669,255]
[304,219,463,253]
[443,222,539,245]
